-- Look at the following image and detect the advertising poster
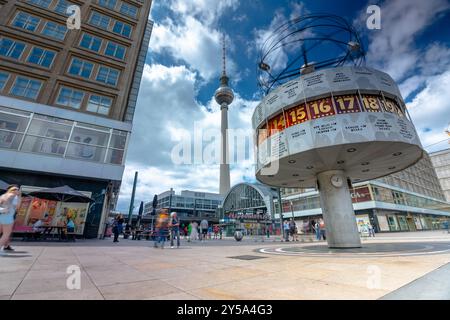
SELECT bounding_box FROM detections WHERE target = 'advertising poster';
[28,199,57,224]
[55,202,89,235]
[355,215,370,234]
[376,214,390,231]
[15,197,32,226]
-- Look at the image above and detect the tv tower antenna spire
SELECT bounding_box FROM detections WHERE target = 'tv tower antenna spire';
[215,33,234,196]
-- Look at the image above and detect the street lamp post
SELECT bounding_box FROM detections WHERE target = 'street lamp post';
[277,188,284,242]
[290,200,295,219]
[168,188,173,213]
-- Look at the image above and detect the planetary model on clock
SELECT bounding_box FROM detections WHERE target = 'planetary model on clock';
[253,14,423,248]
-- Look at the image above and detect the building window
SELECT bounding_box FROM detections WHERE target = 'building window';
[0,38,26,60]
[106,129,126,164]
[120,2,138,19]
[87,95,112,115]
[0,72,9,91]
[0,107,31,150]
[27,47,56,68]
[89,11,111,30]
[96,66,119,86]
[10,76,42,100]
[41,21,67,40]
[105,41,125,60]
[56,87,84,109]
[79,33,102,52]
[54,0,76,16]
[112,21,132,38]
[12,12,41,32]
[26,0,52,8]
[68,58,94,79]
[98,0,117,10]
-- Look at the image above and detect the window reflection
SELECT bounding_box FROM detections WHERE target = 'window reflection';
[21,136,67,155]
[0,106,128,165]
[66,142,106,162]
[0,109,30,149]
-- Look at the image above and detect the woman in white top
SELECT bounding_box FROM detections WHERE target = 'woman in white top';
[0,185,21,254]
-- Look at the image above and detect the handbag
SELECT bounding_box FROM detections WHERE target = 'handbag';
[0,202,10,214]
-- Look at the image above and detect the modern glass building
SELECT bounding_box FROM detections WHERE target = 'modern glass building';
[221,183,278,236]
[144,189,223,224]
[430,148,450,202]
[280,180,450,234]
[0,0,153,237]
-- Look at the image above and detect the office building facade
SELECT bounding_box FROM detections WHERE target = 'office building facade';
[0,0,153,237]
[430,148,450,202]
[144,189,223,224]
[280,154,450,233]
[222,153,450,235]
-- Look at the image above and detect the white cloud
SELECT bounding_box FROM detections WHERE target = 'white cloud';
[407,70,450,152]
[149,1,239,81]
[252,3,311,91]
[362,0,450,82]
[117,64,259,212]
[357,0,450,151]
[169,0,239,26]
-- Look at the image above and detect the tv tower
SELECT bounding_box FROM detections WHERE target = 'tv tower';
[215,34,234,196]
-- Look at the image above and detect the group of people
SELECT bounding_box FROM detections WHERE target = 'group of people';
[281,218,327,241]
[313,219,327,240]
[185,219,222,242]
[283,219,299,241]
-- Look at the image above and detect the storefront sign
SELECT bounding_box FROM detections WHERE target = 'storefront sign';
[226,212,271,222]
[351,187,372,203]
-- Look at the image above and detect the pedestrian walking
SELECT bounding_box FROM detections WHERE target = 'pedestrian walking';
[112,214,122,243]
[289,219,297,241]
[187,222,192,242]
[319,219,326,240]
[154,210,169,249]
[213,225,219,239]
[367,223,375,237]
[183,225,188,240]
[0,185,22,254]
[200,219,208,241]
[283,220,290,241]
[314,221,320,240]
[169,212,180,248]
[191,221,199,241]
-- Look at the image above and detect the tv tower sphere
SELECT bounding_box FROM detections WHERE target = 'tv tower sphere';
[252,14,423,248]
[215,82,234,105]
[215,73,234,105]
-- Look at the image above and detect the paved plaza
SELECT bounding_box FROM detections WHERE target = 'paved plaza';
[1,231,450,300]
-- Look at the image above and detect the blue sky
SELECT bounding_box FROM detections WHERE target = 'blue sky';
[116,0,450,213]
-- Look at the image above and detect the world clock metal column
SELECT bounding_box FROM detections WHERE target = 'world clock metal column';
[215,35,234,196]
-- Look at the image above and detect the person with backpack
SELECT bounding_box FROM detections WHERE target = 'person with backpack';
[0,185,21,255]
[319,219,326,240]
